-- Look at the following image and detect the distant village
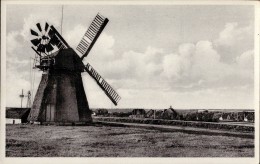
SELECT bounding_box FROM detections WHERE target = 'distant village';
[92,107,255,123]
[6,106,254,124]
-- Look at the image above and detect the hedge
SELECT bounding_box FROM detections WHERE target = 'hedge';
[93,117,254,133]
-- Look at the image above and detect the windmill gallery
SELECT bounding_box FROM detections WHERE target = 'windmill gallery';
[27,13,121,125]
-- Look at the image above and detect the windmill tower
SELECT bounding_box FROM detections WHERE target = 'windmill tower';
[26,91,31,108]
[19,89,31,108]
[27,13,121,125]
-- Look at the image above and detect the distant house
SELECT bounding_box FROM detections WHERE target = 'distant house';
[183,112,197,121]
[95,109,109,116]
[244,111,254,122]
[155,110,163,119]
[131,109,146,118]
[235,112,244,122]
[161,107,178,120]
[220,112,245,122]
[6,107,31,124]
[145,109,155,118]
[212,112,222,122]
[220,113,232,121]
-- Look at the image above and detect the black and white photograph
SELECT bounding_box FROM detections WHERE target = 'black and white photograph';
[1,0,259,163]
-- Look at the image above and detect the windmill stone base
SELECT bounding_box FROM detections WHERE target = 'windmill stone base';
[28,48,92,124]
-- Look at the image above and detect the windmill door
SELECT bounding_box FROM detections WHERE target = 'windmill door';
[46,104,55,122]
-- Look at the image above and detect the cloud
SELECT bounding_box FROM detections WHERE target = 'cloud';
[161,41,229,84]
[191,41,229,81]
[162,43,194,80]
[215,22,252,47]
[104,46,164,81]
[64,24,86,49]
[236,50,254,70]
[76,20,254,109]
[214,22,254,62]
[62,20,253,97]
[89,32,116,61]
[81,30,254,95]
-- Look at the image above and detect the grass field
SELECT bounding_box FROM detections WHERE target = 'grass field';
[6,124,254,157]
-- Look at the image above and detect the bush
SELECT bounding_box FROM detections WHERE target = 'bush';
[184,113,197,121]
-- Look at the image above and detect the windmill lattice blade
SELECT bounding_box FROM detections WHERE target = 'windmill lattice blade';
[49,35,60,45]
[48,29,54,37]
[76,13,109,59]
[84,63,121,105]
[31,38,41,46]
[44,22,49,32]
[48,25,70,50]
[36,23,42,32]
[30,29,39,36]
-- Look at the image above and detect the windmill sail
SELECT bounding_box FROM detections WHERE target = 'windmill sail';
[76,13,109,59]
[84,63,121,105]
[49,25,70,50]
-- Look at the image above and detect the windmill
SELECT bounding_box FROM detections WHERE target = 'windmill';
[27,13,121,125]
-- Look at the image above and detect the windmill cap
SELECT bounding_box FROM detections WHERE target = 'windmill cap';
[53,48,85,72]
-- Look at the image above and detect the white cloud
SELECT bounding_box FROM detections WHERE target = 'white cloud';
[89,32,116,61]
[215,22,238,46]
[191,41,229,81]
[162,43,194,80]
[161,41,230,83]
[214,22,254,62]
[236,50,254,69]
[163,54,182,79]
[215,22,252,47]
[81,31,254,96]
[64,24,86,49]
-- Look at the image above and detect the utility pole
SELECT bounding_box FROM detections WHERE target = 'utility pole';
[26,91,31,108]
[19,89,31,108]
[19,89,24,108]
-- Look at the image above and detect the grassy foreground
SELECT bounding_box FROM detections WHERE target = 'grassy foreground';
[6,124,254,157]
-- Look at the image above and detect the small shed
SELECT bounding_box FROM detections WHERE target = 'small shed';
[6,107,31,124]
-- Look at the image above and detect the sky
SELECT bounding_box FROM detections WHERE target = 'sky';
[5,4,255,109]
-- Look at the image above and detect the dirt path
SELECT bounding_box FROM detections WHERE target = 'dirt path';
[95,121,254,139]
